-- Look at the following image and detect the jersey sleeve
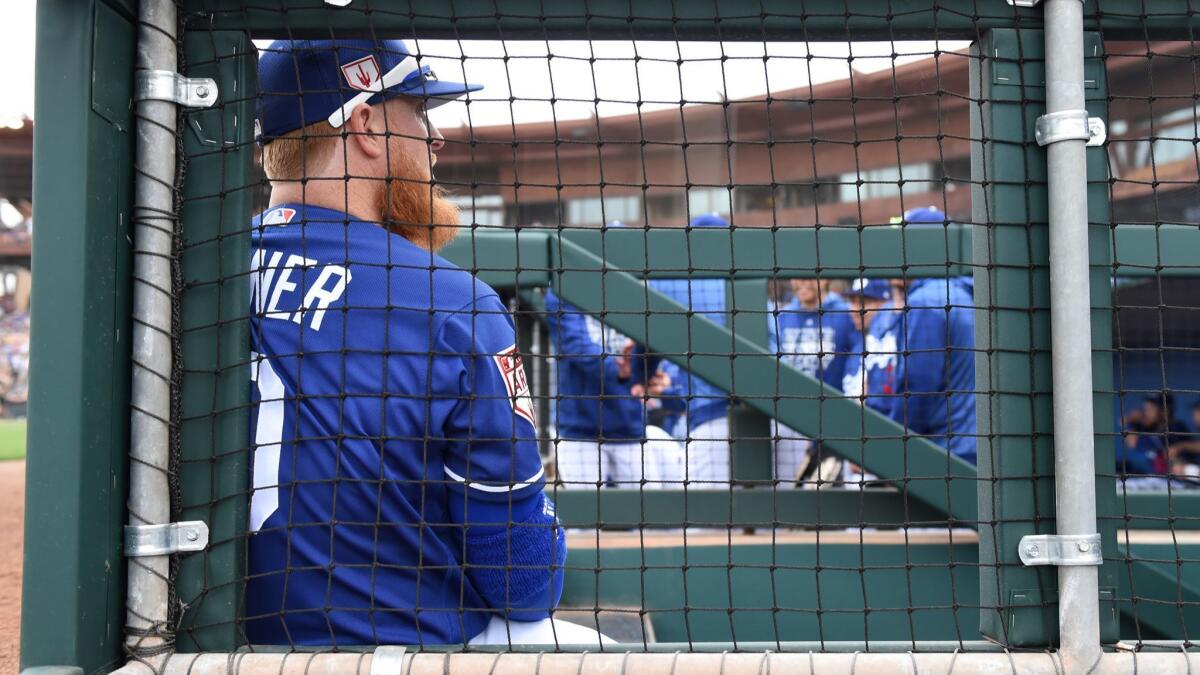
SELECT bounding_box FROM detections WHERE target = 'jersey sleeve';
[436,291,546,502]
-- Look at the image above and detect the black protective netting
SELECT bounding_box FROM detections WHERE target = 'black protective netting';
[161,3,1196,656]
[1104,39,1200,646]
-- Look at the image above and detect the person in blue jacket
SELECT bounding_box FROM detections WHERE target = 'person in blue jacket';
[650,212,733,484]
[770,278,857,485]
[891,275,978,464]
[248,39,606,647]
[543,288,684,489]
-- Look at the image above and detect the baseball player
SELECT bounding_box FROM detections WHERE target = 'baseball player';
[840,278,902,414]
[650,213,733,484]
[543,288,684,489]
[246,39,604,647]
[886,207,978,463]
[770,278,857,486]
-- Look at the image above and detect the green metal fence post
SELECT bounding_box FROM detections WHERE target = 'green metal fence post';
[21,0,135,671]
[972,28,1117,648]
[727,279,773,484]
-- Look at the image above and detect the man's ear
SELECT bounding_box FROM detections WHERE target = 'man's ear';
[345,103,385,160]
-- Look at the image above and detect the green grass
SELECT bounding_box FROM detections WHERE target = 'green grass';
[0,418,26,461]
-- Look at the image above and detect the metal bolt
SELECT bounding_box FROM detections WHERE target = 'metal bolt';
[1077,541,1091,553]
[196,85,210,99]
[185,529,199,542]
[1027,545,1040,557]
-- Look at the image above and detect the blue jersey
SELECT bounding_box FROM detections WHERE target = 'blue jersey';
[771,295,857,389]
[891,278,977,463]
[649,277,729,431]
[246,204,564,646]
[543,290,645,441]
[842,303,903,416]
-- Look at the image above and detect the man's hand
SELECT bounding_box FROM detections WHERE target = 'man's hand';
[631,370,671,401]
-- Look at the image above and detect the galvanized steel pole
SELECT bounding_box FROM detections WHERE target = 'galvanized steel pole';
[126,0,178,666]
[1042,0,1103,670]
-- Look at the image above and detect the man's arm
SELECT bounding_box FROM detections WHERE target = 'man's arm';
[437,293,566,620]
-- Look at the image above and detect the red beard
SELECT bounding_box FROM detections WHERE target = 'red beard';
[379,152,460,252]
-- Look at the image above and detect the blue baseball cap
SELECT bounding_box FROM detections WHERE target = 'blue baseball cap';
[689,212,730,228]
[843,278,892,301]
[897,205,948,225]
[256,39,483,141]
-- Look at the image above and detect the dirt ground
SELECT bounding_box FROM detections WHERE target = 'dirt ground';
[0,461,23,675]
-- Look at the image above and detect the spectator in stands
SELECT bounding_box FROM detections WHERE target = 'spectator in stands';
[543,288,684,489]
[891,274,978,464]
[1168,402,1200,476]
[770,278,857,486]
[651,213,733,484]
[1120,392,1187,475]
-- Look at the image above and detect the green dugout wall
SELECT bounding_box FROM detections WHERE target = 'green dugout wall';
[22,1,1200,672]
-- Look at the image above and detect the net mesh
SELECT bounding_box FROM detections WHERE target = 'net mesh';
[1104,38,1200,647]
[158,2,1200,656]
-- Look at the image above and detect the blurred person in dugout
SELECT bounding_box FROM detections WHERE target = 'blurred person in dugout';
[543,229,686,489]
[1167,400,1200,479]
[769,277,856,487]
[886,206,978,465]
[1120,392,1193,485]
[649,213,734,485]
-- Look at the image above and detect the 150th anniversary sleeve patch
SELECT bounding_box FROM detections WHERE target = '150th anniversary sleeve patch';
[493,344,537,427]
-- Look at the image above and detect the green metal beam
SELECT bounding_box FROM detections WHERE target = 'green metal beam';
[551,236,979,523]
[1115,543,1200,641]
[174,30,257,653]
[1111,492,1200,530]
[181,0,1200,41]
[21,1,134,672]
[1111,225,1200,277]
[552,488,950,528]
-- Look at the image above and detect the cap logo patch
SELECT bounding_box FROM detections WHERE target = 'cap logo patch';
[494,345,537,427]
[341,55,381,92]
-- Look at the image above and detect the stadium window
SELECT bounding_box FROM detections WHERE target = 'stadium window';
[506,201,561,228]
[688,187,732,215]
[566,195,641,226]
[733,185,775,213]
[776,179,839,209]
[837,163,936,202]
[646,191,686,222]
[448,194,505,227]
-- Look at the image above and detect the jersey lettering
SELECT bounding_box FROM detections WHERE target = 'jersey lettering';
[251,248,352,332]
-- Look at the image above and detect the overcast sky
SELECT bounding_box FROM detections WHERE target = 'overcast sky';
[0,4,964,129]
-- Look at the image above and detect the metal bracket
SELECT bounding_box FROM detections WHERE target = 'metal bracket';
[135,70,218,108]
[325,0,353,5]
[1035,110,1106,147]
[1018,533,1102,567]
[1006,0,1041,6]
[370,646,407,675]
[125,521,209,557]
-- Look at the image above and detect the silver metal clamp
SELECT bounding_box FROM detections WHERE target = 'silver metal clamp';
[370,647,407,675]
[135,70,219,108]
[1018,533,1102,567]
[1035,110,1106,147]
[125,521,209,557]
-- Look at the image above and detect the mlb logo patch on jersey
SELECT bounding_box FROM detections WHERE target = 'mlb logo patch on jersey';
[341,55,381,91]
[262,207,297,225]
[494,345,537,427]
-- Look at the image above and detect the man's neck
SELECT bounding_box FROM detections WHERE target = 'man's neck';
[269,179,382,223]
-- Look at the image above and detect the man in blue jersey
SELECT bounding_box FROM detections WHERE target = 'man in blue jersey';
[651,213,734,484]
[841,279,901,415]
[543,289,683,489]
[770,278,856,485]
[247,39,602,647]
